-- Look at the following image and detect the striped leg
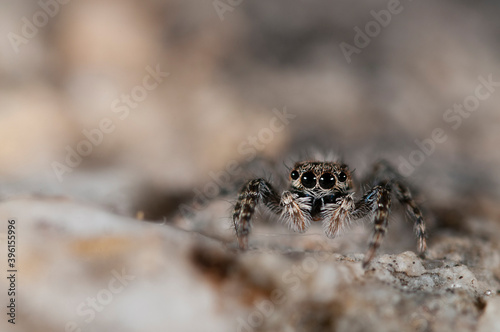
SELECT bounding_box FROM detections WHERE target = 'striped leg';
[393,182,427,254]
[232,179,280,249]
[362,185,391,267]
[371,160,427,255]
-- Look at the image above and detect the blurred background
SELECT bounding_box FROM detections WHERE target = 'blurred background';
[1,0,499,214]
[0,1,500,331]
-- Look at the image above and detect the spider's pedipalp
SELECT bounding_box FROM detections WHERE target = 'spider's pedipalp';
[280,191,312,232]
[322,193,355,238]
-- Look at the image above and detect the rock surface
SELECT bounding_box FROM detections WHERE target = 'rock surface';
[1,193,499,332]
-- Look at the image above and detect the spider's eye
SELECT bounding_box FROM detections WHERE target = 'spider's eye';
[338,172,347,182]
[290,170,300,180]
[319,173,336,189]
[301,172,317,188]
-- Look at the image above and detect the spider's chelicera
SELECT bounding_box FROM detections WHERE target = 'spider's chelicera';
[232,160,427,267]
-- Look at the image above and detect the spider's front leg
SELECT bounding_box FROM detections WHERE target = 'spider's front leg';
[232,179,281,249]
[232,179,312,249]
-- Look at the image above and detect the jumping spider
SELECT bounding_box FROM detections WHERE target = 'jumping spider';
[232,160,427,266]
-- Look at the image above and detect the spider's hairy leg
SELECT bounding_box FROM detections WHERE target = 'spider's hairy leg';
[371,160,428,255]
[280,191,312,233]
[393,182,427,254]
[232,179,281,249]
[322,193,355,238]
[362,185,392,267]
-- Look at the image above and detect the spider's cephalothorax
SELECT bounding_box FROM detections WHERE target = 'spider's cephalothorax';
[232,160,427,267]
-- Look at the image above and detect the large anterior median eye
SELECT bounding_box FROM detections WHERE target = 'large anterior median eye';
[301,172,317,188]
[319,173,336,189]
